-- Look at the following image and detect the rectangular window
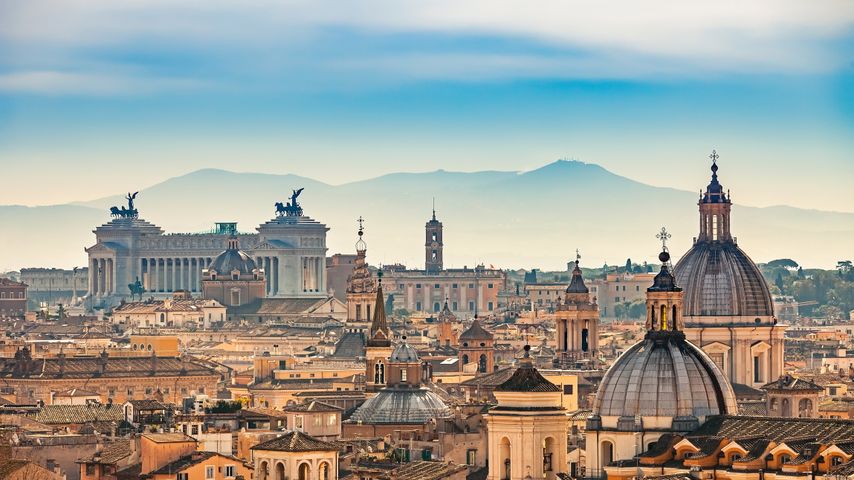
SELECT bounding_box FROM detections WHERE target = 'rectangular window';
[295,415,304,430]
[178,473,189,480]
[434,283,440,289]
[206,466,215,479]
[468,301,475,311]
[452,283,458,288]
[416,283,421,289]
[416,302,422,311]
[753,356,760,383]
[468,283,474,289]
[487,283,494,289]
[564,384,574,394]
[328,413,337,425]
[488,302,494,311]
[452,302,458,310]
[191,425,199,435]
[314,416,322,426]
[467,449,477,465]
[225,466,235,478]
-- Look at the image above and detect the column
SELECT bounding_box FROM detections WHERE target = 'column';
[107,258,114,294]
[272,257,279,294]
[90,259,98,296]
[100,259,107,295]
[160,258,166,292]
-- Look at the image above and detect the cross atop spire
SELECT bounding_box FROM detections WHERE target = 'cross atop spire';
[709,149,719,164]
[357,216,364,236]
[355,216,367,252]
[656,227,671,253]
[432,197,436,221]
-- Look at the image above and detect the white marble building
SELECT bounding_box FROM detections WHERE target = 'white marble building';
[85,207,328,308]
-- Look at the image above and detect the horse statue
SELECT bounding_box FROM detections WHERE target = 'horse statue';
[110,206,122,218]
[127,277,145,301]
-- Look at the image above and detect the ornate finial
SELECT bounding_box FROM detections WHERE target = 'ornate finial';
[656,227,672,264]
[523,344,531,358]
[357,216,364,237]
[377,269,383,285]
[709,149,719,164]
[576,248,581,264]
[656,227,671,252]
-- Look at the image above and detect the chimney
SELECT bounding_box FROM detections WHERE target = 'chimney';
[150,349,157,375]
[57,350,66,378]
[98,349,109,375]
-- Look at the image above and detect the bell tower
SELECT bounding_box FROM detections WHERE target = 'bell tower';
[364,272,393,394]
[346,217,375,324]
[554,250,599,368]
[425,203,443,273]
[646,227,684,332]
[696,150,733,243]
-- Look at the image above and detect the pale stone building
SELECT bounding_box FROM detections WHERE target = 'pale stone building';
[383,209,506,316]
[252,430,338,480]
[85,192,328,309]
[553,258,600,368]
[674,155,784,388]
[486,345,568,480]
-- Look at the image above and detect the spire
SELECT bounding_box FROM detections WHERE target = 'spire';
[701,149,728,204]
[566,249,589,294]
[355,216,367,253]
[649,227,680,292]
[432,197,436,221]
[368,271,391,346]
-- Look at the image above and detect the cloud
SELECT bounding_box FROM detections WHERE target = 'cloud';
[0,70,210,95]
[0,0,852,94]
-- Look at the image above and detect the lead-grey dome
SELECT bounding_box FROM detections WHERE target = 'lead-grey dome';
[390,341,420,363]
[210,237,257,274]
[349,388,451,424]
[674,242,773,318]
[593,332,737,421]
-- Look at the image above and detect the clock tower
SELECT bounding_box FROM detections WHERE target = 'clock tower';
[425,205,444,273]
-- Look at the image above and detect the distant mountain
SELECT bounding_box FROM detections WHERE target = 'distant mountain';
[2,160,852,270]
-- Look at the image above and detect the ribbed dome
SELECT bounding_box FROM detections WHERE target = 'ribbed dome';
[210,237,257,274]
[593,332,737,421]
[349,388,451,424]
[390,341,420,363]
[674,242,773,318]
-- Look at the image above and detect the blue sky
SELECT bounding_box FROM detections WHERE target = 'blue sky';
[1,0,852,211]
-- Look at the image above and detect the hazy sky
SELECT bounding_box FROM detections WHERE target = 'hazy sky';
[1,1,852,211]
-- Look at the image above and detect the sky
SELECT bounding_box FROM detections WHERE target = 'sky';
[1,0,853,211]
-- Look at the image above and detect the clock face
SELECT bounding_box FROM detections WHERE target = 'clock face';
[431,242,439,248]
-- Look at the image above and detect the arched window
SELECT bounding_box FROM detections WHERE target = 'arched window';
[401,368,408,382]
[275,462,285,480]
[581,328,589,352]
[298,463,310,480]
[479,354,487,373]
[660,304,667,330]
[601,441,614,467]
[672,305,678,330]
[462,354,469,365]
[319,462,331,480]
[500,437,511,480]
[543,437,555,472]
[258,461,269,480]
[159,313,165,322]
[379,362,385,384]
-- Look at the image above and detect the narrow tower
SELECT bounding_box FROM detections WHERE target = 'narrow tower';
[346,217,375,323]
[554,250,599,368]
[425,203,444,273]
[364,272,394,394]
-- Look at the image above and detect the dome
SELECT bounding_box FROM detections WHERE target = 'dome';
[390,340,419,363]
[674,242,773,317]
[593,331,737,423]
[348,388,451,424]
[209,237,257,275]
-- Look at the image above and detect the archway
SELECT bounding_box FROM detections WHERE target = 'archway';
[275,462,285,480]
[319,461,331,480]
[543,436,555,473]
[298,462,311,480]
[499,437,511,480]
[601,440,614,467]
[798,398,813,417]
[258,461,269,480]
[782,398,791,417]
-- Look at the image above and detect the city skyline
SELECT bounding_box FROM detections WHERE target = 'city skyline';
[1,1,852,211]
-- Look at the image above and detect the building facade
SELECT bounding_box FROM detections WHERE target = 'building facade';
[84,193,328,309]
[383,209,506,316]
[0,278,28,317]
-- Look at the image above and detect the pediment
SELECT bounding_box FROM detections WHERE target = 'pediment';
[701,341,731,353]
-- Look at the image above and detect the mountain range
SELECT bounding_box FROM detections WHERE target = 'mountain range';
[1,160,851,271]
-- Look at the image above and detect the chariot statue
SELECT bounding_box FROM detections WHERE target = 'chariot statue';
[109,191,140,219]
[275,187,305,217]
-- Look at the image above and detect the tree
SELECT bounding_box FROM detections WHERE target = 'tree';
[767,259,799,270]
[625,258,632,273]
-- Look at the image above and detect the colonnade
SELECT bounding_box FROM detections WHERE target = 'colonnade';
[255,256,280,295]
[301,256,323,293]
[141,257,213,293]
[90,258,115,296]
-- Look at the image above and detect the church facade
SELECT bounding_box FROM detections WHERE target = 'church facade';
[84,190,328,309]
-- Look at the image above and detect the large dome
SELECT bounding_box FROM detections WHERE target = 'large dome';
[349,388,451,424]
[674,242,773,318]
[593,331,738,422]
[209,237,257,275]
